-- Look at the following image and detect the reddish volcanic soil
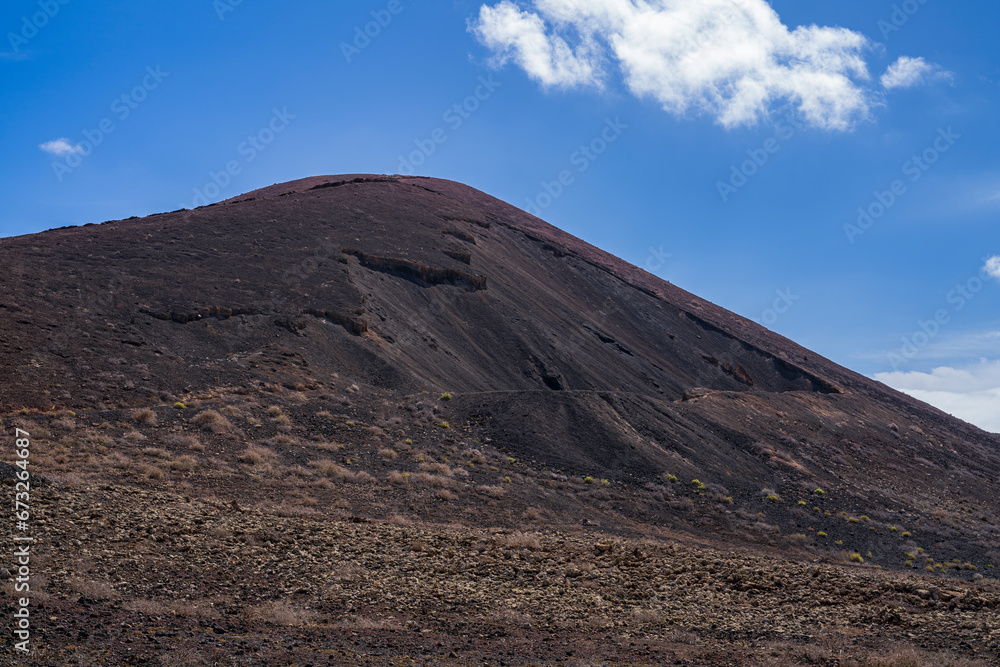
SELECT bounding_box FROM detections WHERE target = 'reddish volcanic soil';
[1,175,999,665]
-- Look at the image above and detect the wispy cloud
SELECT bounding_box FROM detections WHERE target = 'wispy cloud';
[855,330,1000,365]
[881,56,953,90]
[39,138,83,156]
[875,359,1000,433]
[471,0,882,130]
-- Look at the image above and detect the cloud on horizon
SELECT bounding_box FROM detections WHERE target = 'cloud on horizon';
[881,56,953,90]
[471,0,898,130]
[39,138,83,156]
[875,359,1000,433]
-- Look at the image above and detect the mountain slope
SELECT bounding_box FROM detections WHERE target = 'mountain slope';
[2,174,999,569]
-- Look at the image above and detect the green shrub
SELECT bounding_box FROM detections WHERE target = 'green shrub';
[436,421,450,429]
[173,402,187,410]
[797,500,807,506]
[666,474,678,484]
[817,531,828,538]
[584,476,595,484]
[846,517,859,524]
[691,479,706,490]
[813,488,825,495]
[440,393,452,400]
[848,552,864,563]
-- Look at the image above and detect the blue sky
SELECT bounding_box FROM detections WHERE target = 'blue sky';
[2,0,998,430]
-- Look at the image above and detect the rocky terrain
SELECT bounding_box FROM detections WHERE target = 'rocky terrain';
[2,175,1000,664]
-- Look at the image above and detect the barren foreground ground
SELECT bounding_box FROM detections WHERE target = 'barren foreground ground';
[3,390,999,666]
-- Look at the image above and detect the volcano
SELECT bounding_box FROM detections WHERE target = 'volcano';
[3,175,999,664]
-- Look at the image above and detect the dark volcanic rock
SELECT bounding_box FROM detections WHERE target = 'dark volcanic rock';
[2,174,999,569]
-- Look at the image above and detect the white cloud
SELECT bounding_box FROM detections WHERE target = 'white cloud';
[39,138,83,156]
[985,255,1000,281]
[473,2,601,88]
[471,0,879,130]
[875,360,1000,433]
[881,56,952,90]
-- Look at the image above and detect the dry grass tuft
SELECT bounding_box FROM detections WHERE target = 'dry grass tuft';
[311,459,373,483]
[337,615,400,630]
[132,408,157,427]
[419,461,453,476]
[138,464,164,480]
[246,601,320,626]
[523,506,545,521]
[478,484,506,498]
[410,472,455,489]
[501,532,542,550]
[219,405,244,420]
[141,447,170,459]
[166,434,204,452]
[167,601,219,620]
[66,577,117,600]
[462,448,489,465]
[168,455,199,471]
[387,470,410,485]
[848,648,989,667]
[191,410,233,433]
[238,444,277,465]
[125,599,170,615]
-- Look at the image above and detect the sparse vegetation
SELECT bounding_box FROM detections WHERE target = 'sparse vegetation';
[238,444,277,465]
[191,409,234,433]
[132,408,157,427]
